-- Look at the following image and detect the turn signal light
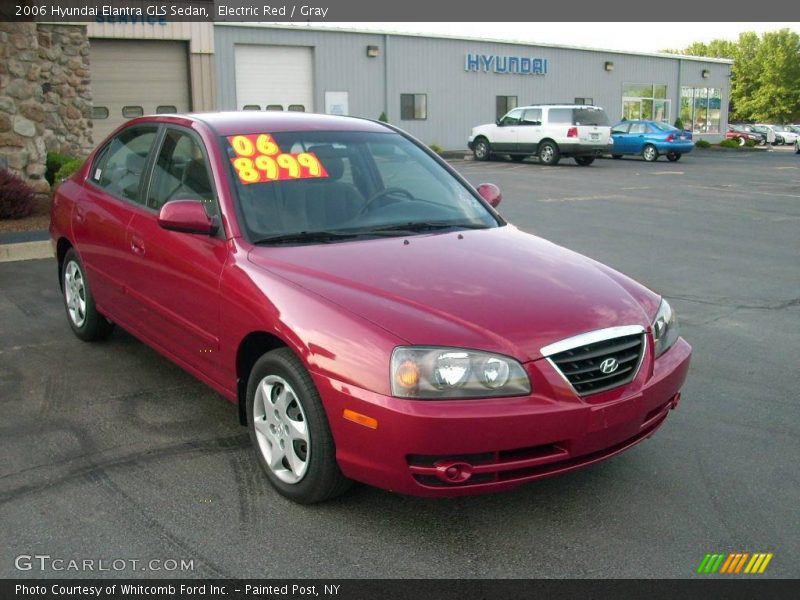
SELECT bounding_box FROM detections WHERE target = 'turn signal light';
[343,409,378,429]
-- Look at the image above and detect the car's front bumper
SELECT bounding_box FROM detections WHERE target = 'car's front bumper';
[313,336,692,497]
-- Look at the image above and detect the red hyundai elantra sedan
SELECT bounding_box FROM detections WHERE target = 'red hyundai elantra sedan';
[50,112,691,503]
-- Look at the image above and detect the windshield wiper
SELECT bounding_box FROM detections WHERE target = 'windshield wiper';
[252,230,361,245]
[365,221,491,235]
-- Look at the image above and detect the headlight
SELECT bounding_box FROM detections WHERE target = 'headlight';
[652,299,680,357]
[390,347,531,399]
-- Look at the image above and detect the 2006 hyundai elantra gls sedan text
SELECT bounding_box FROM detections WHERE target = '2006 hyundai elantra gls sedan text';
[50,112,691,503]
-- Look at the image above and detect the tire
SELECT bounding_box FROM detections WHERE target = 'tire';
[472,138,490,161]
[666,153,682,162]
[61,248,114,342]
[509,155,527,162]
[737,136,745,147]
[246,347,351,504]
[642,144,659,162]
[777,136,785,145]
[537,141,560,166]
[574,156,595,166]
[795,141,800,154]
[611,154,623,159]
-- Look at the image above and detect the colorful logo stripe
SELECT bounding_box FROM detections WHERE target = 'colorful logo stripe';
[697,552,773,574]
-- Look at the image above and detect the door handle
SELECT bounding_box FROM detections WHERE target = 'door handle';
[130,236,145,256]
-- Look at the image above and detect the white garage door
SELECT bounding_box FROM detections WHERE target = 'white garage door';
[90,39,191,143]
[235,45,313,113]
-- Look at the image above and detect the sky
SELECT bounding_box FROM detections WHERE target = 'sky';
[279,22,800,54]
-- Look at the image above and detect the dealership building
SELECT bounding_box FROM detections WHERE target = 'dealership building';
[0,21,732,189]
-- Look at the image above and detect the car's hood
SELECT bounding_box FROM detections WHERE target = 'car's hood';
[247,226,660,362]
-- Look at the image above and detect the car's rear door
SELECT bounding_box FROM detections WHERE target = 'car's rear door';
[124,125,229,386]
[517,108,543,154]
[72,125,160,321]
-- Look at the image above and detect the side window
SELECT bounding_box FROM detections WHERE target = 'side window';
[500,108,523,126]
[629,123,647,134]
[611,123,630,134]
[520,108,542,126]
[94,126,158,203]
[547,108,573,125]
[148,129,216,215]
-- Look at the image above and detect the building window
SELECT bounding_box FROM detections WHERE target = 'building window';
[92,107,109,119]
[122,106,144,119]
[622,83,670,122]
[495,96,518,120]
[401,94,427,120]
[156,105,178,114]
[574,98,594,106]
[265,105,284,111]
[288,104,305,112]
[680,87,721,133]
[242,105,261,111]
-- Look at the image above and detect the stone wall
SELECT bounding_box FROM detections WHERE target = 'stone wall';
[0,23,92,194]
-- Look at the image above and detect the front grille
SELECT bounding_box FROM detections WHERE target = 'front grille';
[548,332,644,395]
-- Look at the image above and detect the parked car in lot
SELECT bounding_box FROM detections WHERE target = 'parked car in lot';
[770,125,800,145]
[51,111,691,502]
[752,124,783,145]
[610,120,693,162]
[468,104,612,166]
[726,125,766,146]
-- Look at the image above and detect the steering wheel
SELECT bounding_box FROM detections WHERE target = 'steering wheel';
[357,187,414,217]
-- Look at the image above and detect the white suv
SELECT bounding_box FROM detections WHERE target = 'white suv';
[468,104,613,166]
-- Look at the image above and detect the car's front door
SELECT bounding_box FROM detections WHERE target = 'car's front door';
[124,126,229,387]
[72,125,160,320]
[492,108,523,152]
[517,108,543,154]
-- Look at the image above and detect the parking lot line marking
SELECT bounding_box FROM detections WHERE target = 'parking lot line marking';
[773,166,798,170]
[690,184,800,199]
[539,194,626,203]
[651,171,684,175]
[621,186,651,190]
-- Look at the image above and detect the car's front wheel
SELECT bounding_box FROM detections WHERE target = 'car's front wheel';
[574,156,595,166]
[736,136,746,146]
[666,153,682,162]
[538,141,560,166]
[246,348,351,504]
[472,138,491,161]
[642,144,659,162]
[61,248,114,341]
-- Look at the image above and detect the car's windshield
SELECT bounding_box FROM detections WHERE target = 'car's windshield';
[222,130,498,244]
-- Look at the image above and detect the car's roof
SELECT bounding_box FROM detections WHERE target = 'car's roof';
[517,104,602,110]
[134,111,393,136]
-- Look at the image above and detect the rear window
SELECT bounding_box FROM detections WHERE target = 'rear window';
[651,122,678,132]
[548,107,609,126]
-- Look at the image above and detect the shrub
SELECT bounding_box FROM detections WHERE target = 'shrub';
[428,143,444,155]
[378,112,388,123]
[673,118,684,130]
[695,139,711,148]
[745,139,757,147]
[0,170,37,220]
[719,139,741,148]
[46,152,76,186]
[54,158,84,183]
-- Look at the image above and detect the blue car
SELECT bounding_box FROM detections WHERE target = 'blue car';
[610,120,693,162]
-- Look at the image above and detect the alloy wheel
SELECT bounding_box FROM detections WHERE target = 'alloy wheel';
[64,261,87,328]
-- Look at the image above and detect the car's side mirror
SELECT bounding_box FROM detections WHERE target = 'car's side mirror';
[496,119,503,126]
[158,199,218,235]
[477,183,502,208]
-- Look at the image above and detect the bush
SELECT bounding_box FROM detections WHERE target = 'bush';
[378,112,388,123]
[428,143,444,155]
[54,158,84,183]
[673,118,684,130]
[695,139,711,148]
[719,139,741,148]
[745,139,757,147]
[0,170,37,220]
[46,152,76,186]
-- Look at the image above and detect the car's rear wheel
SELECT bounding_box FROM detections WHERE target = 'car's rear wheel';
[666,153,682,162]
[538,141,560,166]
[509,155,527,162]
[642,144,659,162]
[574,156,595,166]
[246,347,351,504]
[62,248,114,341]
[473,138,490,161]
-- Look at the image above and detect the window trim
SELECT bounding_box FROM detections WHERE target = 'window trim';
[86,124,162,209]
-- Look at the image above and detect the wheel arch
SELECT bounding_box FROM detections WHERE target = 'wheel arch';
[235,331,290,425]
[56,237,74,289]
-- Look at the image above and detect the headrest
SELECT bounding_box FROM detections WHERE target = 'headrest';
[307,144,344,180]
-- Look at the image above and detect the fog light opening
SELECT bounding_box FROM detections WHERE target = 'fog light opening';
[435,461,473,483]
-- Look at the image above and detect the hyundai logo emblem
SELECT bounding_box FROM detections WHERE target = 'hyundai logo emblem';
[599,358,619,374]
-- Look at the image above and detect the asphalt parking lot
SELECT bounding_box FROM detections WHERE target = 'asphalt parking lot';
[1,149,798,579]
